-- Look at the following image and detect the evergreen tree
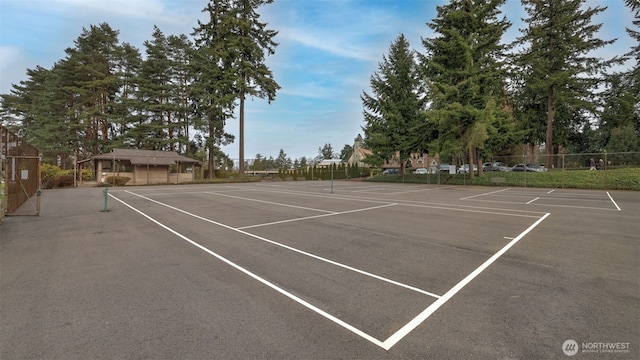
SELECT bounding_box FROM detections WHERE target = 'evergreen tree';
[319,143,334,159]
[191,0,237,178]
[339,144,353,163]
[514,0,619,168]
[111,42,144,150]
[64,23,123,155]
[362,34,426,175]
[274,148,289,169]
[421,0,511,179]
[228,0,280,177]
[299,156,308,169]
[167,33,196,154]
[138,26,176,150]
[1,60,86,166]
[595,1,639,154]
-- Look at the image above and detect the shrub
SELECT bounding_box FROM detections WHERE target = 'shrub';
[41,163,63,186]
[103,176,131,186]
[44,174,74,189]
[81,169,94,181]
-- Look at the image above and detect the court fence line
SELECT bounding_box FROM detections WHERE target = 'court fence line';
[1,125,42,217]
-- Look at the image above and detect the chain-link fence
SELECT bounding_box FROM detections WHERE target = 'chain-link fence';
[484,152,640,171]
[1,126,41,217]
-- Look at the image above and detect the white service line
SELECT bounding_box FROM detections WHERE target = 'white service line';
[400,202,541,219]
[237,203,398,230]
[383,188,439,195]
[380,212,551,350]
[606,192,622,211]
[204,191,337,214]
[526,197,539,204]
[108,193,386,349]
[463,198,622,211]
[547,189,555,194]
[122,190,439,298]
[460,187,511,200]
[256,187,548,217]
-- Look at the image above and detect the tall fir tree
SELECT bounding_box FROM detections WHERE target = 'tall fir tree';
[421,0,511,179]
[596,0,640,154]
[64,23,123,155]
[111,42,144,150]
[514,0,619,168]
[139,26,176,150]
[228,0,280,177]
[167,33,196,154]
[362,34,426,175]
[191,0,237,178]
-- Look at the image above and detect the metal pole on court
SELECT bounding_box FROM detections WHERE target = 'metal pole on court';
[330,162,334,194]
[103,187,109,212]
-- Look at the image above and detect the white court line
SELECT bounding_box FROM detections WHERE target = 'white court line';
[122,190,439,298]
[108,193,386,349]
[400,202,542,219]
[237,203,398,230]
[547,189,555,194]
[526,197,540,204]
[463,198,621,212]
[349,186,393,193]
[607,192,622,211]
[381,187,440,195]
[204,191,337,214]
[460,187,511,200]
[112,189,551,350]
[254,187,549,217]
[381,212,551,350]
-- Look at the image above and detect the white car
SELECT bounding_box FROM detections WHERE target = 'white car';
[457,164,478,174]
[413,168,428,174]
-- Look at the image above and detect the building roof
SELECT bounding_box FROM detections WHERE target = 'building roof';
[317,159,342,167]
[92,149,201,166]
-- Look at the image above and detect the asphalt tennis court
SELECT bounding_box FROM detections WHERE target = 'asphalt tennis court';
[1,181,638,359]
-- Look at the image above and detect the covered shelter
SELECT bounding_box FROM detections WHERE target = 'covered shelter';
[92,149,201,185]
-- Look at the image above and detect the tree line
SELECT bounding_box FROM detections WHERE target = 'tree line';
[1,0,278,178]
[248,143,353,171]
[362,0,639,178]
[1,0,638,179]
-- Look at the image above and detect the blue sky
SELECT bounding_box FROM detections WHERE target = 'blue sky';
[0,0,635,160]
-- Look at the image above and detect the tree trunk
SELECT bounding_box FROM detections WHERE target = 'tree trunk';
[545,86,554,169]
[468,149,475,180]
[239,92,245,177]
[208,127,215,179]
[528,143,535,164]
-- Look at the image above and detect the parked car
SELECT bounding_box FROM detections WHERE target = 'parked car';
[457,164,478,174]
[439,163,451,173]
[512,163,546,172]
[383,168,399,175]
[526,163,547,172]
[483,161,510,172]
[492,162,510,172]
[413,168,428,174]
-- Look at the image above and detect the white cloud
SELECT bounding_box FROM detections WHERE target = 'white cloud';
[277,26,378,62]
[46,0,184,23]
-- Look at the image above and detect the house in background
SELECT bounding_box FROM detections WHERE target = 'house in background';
[92,149,201,185]
[346,134,372,168]
[346,134,440,171]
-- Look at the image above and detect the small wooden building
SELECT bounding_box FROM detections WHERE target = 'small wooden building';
[92,149,201,185]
